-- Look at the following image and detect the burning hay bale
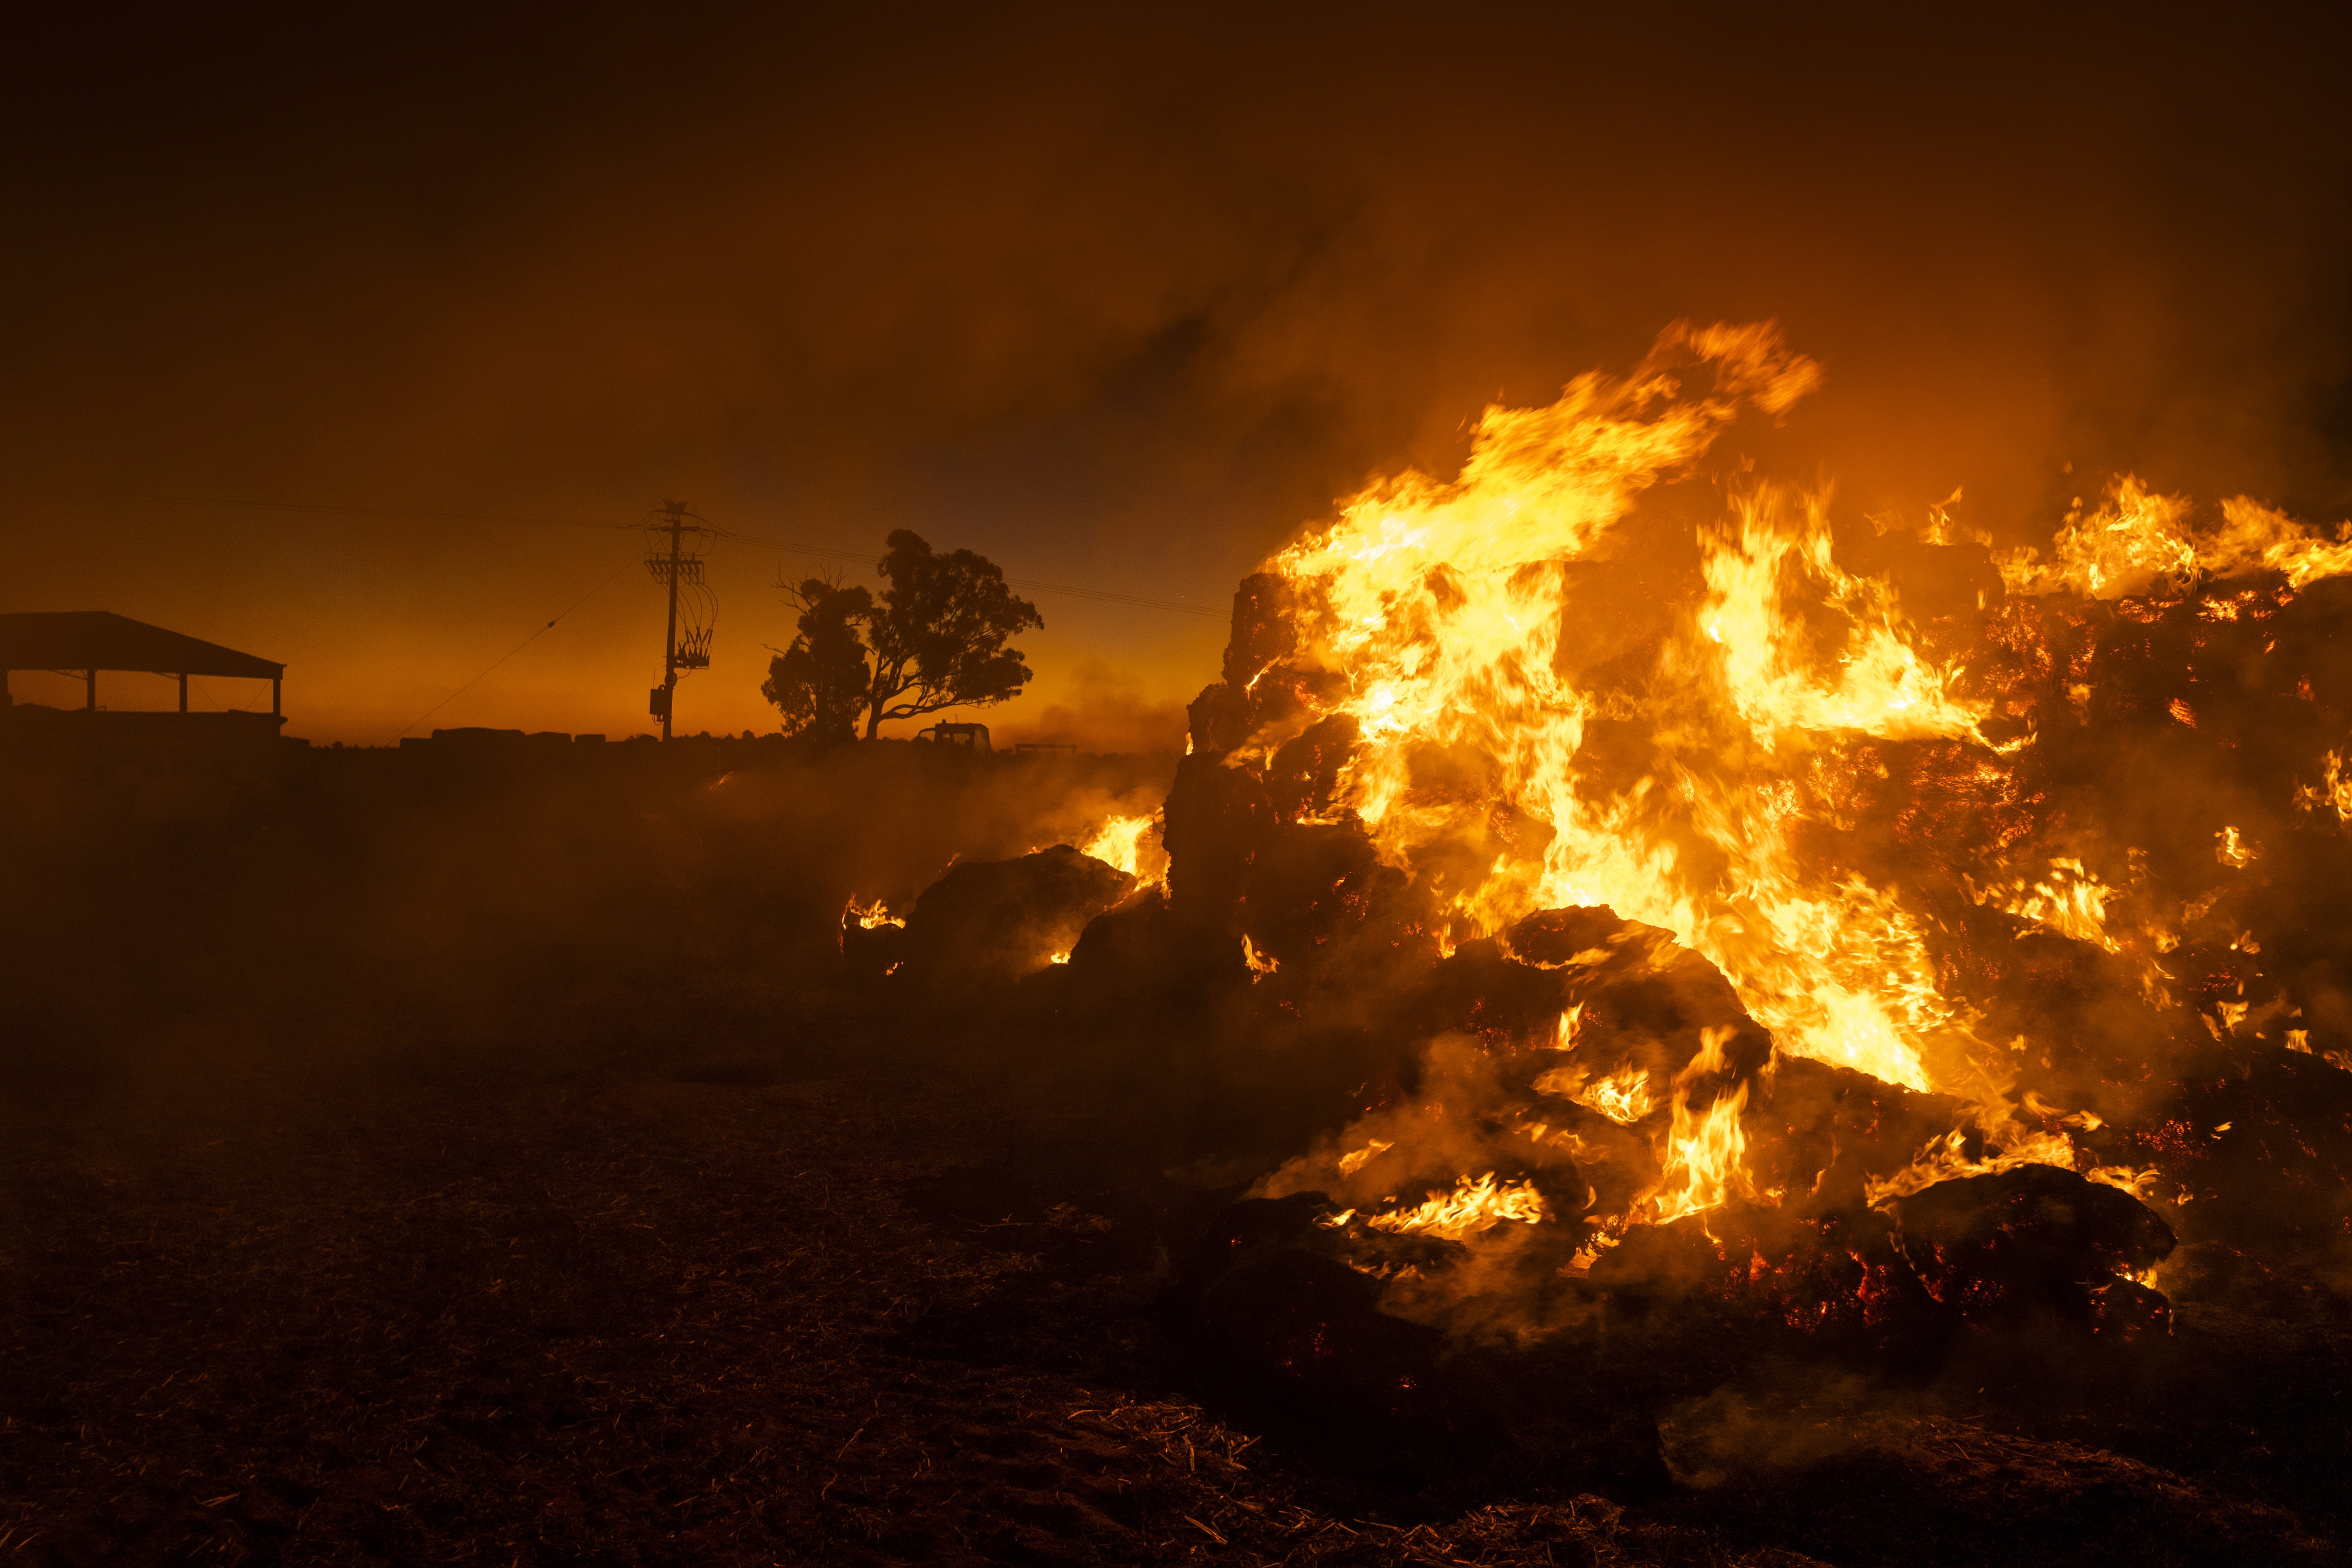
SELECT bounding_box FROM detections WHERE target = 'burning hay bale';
[838,894,907,987]
[1883,1164,2175,1339]
[893,843,1134,993]
[1171,1191,1446,1422]
[1054,324,2352,1400]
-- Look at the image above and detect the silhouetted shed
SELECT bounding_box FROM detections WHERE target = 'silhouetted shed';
[0,611,284,716]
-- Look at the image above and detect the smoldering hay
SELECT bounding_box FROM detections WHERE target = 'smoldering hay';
[898,321,2352,1364]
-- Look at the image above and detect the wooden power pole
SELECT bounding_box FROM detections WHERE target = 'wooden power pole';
[643,499,715,740]
[656,499,686,741]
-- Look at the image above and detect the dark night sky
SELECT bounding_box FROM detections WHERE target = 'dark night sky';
[6,4,2350,741]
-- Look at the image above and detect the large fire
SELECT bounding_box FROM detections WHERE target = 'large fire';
[1263,326,1981,1100]
[1128,321,2352,1345]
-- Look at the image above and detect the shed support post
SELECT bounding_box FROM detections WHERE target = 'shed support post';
[179,673,188,713]
[272,677,280,717]
[85,669,96,711]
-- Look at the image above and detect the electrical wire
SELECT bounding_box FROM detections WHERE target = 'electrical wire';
[390,554,640,740]
[725,525,1224,617]
[165,496,619,531]
[160,495,1230,619]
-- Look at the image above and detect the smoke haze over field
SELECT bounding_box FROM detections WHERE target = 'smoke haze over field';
[5,5,2350,740]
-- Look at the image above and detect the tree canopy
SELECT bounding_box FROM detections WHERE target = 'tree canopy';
[860,531,1043,739]
[758,533,1042,742]
[760,578,873,746]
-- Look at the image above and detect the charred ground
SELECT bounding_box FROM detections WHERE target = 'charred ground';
[3,737,2349,1567]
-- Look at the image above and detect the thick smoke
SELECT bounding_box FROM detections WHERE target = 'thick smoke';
[997,659,1190,755]
[5,11,2350,738]
[0,739,1173,1104]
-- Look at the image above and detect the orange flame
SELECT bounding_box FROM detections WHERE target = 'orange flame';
[1997,474,2352,599]
[2203,496,2352,589]
[1973,858,2120,951]
[1365,1172,1550,1241]
[1532,1062,1655,1125]
[1268,323,1967,1098]
[1643,1088,1754,1227]
[845,896,905,930]
[1637,1027,1760,1225]
[1997,476,2200,599]
[1863,1125,2080,1207]
[2296,753,2352,825]
[1081,813,1166,883]
[1241,326,2344,1253]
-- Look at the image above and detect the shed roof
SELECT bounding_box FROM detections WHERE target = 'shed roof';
[0,612,284,679]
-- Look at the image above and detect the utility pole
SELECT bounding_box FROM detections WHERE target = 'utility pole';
[642,499,715,740]
[657,498,686,741]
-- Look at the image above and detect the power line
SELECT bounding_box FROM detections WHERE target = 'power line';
[161,495,1231,618]
[718,525,1224,616]
[163,496,617,531]
[1007,576,1227,617]
[391,553,639,740]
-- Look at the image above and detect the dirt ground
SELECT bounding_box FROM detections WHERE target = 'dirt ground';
[0,985,1798,1568]
[5,743,2349,1567]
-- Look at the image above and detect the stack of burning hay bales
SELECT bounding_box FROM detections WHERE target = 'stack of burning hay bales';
[851,325,2352,1425]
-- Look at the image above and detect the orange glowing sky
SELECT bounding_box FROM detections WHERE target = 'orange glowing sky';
[6,7,2350,744]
